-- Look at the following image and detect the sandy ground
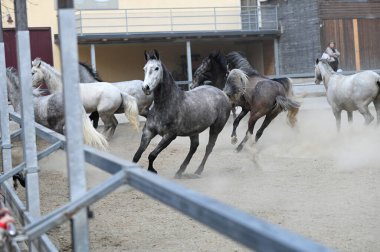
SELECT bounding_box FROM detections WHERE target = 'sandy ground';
[6,97,380,251]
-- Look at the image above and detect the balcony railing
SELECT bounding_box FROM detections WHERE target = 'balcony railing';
[75,6,278,35]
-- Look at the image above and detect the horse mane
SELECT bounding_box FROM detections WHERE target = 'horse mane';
[210,51,228,73]
[79,62,103,82]
[226,51,261,77]
[227,69,250,89]
[6,67,20,91]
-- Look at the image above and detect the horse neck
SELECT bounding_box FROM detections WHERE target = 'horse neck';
[211,65,227,89]
[41,64,63,93]
[6,77,21,112]
[154,65,182,105]
[79,64,99,83]
[320,64,333,89]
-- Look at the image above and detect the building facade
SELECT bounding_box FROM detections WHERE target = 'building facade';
[1,0,379,82]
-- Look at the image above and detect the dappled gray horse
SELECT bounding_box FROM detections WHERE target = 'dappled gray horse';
[315,59,380,130]
[133,50,231,178]
[6,68,108,150]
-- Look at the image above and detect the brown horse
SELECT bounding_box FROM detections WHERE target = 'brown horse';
[224,69,300,152]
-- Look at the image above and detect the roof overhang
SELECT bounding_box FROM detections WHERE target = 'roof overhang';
[54,30,281,45]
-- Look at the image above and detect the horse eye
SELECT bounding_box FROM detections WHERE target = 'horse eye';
[155,67,159,71]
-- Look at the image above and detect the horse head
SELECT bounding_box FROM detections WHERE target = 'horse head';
[142,50,163,95]
[31,57,45,88]
[191,54,213,89]
[223,69,248,103]
[315,58,331,85]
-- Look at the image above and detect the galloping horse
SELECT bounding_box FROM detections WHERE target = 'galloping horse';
[78,63,154,128]
[31,58,139,140]
[224,69,300,152]
[6,67,108,149]
[133,50,231,178]
[315,58,380,130]
[191,51,299,143]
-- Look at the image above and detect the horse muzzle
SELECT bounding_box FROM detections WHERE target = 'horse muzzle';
[142,85,152,95]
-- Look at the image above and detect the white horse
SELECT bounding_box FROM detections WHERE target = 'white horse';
[315,58,380,130]
[78,62,153,117]
[31,58,140,140]
[6,68,108,150]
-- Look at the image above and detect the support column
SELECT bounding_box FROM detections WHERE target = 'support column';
[90,44,96,72]
[14,0,40,251]
[0,3,13,176]
[186,41,192,85]
[58,0,89,251]
[274,38,280,75]
[352,19,361,71]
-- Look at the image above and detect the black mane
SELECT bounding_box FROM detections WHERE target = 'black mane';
[79,62,103,82]
[210,51,228,73]
[226,51,261,77]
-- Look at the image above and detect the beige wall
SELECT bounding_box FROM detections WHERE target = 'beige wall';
[78,40,274,82]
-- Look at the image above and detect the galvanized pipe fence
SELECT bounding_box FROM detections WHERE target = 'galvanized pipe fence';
[0,1,335,251]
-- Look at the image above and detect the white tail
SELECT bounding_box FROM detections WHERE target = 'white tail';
[81,107,109,150]
[121,92,140,131]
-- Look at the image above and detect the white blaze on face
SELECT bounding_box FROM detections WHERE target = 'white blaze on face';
[142,59,163,95]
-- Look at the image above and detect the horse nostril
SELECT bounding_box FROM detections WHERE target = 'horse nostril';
[146,86,150,91]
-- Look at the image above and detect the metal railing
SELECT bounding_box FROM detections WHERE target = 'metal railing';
[75,6,279,35]
[0,1,334,252]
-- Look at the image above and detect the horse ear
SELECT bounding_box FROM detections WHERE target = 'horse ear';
[153,49,160,60]
[144,50,148,61]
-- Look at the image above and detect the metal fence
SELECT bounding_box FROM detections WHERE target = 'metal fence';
[75,6,278,35]
[0,1,334,251]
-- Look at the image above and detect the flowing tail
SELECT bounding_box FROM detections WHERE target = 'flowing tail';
[275,96,301,128]
[121,92,140,131]
[81,107,108,150]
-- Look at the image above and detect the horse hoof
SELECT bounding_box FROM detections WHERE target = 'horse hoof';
[147,168,158,174]
[235,146,243,153]
[174,173,182,179]
[231,136,238,145]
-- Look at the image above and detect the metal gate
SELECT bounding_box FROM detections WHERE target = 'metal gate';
[0,1,334,251]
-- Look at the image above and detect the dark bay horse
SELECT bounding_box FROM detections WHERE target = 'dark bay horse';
[224,69,300,152]
[192,51,299,144]
[133,50,231,178]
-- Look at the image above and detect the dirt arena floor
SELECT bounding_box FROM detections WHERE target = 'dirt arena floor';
[9,97,380,251]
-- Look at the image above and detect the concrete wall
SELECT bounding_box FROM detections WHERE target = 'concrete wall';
[266,0,321,75]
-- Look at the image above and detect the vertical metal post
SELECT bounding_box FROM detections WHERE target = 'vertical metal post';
[125,9,128,33]
[90,44,96,72]
[79,10,83,35]
[0,3,13,176]
[213,8,217,31]
[14,0,41,251]
[274,38,280,75]
[186,41,192,86]
[170,9,173,31]
[57,1,89,251]
[257,0,262,29]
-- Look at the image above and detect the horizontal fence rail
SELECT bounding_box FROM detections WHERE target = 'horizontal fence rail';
[75,6,278,35]
[2,111,335,252]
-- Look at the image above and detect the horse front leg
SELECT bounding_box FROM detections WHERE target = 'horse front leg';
[132,126,157,163]
[347,111,353,124]
[231,109,249,145]
[146,134,177,174]
[332,109,342,131]
[236,111,261,152]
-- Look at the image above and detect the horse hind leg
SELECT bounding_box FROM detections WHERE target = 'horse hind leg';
[255,107,282,143]
[194,131,218,176]
[236,110,264,152]
[373,95,380,125]
[332,109,342,131]
[357,105,374,125]
[100,114,116,140]
[175,134,199,178]
[347,111,353,124]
